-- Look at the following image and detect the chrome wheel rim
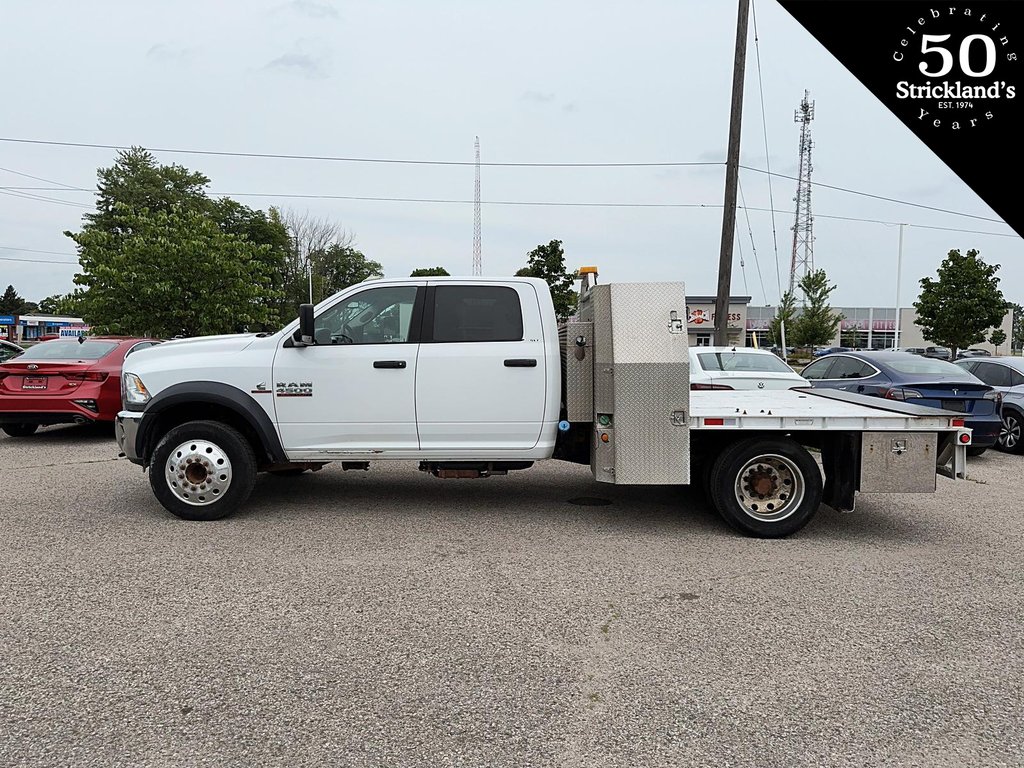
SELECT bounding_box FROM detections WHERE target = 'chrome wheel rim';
[733,453,805,522]
[165,439,232,506]
[1000,414,1020,450]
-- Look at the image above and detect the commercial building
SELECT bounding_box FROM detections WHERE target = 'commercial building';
[745,304,1014,353]
[0,314,88,343]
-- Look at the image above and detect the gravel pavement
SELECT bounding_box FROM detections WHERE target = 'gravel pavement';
[0,424,1021,767]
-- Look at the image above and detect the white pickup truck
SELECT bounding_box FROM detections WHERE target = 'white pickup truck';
[116,272,970,537]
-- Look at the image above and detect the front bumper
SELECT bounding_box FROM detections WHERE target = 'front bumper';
[116,410,144,465]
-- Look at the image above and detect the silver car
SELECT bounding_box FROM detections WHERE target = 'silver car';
[954,356,1024,453]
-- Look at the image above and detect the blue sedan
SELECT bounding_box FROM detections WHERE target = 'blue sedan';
[800,351,1001,455]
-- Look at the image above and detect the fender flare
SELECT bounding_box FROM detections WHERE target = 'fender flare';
[137,381,287,464]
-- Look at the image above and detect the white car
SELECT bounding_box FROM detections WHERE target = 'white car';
[689,346,806,391]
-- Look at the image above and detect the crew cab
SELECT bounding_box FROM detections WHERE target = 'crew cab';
[117,275,970,538]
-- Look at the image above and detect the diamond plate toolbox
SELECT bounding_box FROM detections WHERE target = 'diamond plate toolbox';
[583,282,690,485]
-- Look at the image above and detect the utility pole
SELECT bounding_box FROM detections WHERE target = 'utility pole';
[473,136,482,276]
[714,0,751,346]
[893,223,905,348]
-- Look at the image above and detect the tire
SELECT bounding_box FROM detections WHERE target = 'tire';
[267,467,308,477]
[2,423,38,437]
[149,420,257,521]
[998,409,1024,454]
[966,446,988,457]
[708,437,823,538]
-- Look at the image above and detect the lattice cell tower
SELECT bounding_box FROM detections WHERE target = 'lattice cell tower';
[473,136,482,276]
[788,90,815,294]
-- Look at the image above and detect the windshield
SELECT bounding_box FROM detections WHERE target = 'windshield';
[884,357,971,376]
[13,341,118,361]
[698,351,794,373]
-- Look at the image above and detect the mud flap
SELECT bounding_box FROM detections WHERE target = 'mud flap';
[822,432,860,513]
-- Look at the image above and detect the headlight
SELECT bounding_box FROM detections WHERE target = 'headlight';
[122,372,151,406]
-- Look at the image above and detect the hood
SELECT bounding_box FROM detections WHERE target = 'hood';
[128,333,261,367]
[154,333,260,352]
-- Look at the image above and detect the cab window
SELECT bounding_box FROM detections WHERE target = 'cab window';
[314,286,418,345]
[430,286,523,342]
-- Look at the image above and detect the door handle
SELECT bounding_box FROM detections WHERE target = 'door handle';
[504,358,538,367]
[373,360,407,369]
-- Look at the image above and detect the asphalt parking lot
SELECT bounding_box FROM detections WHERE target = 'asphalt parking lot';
[1,425,1021,767]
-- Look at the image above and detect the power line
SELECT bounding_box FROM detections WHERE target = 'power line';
[0,254,78,265]
[0,166,83,190]
[0,188,89,209]
[740,164,1005,224]
[737,179,768,304]
[751,0,785,305]
[0,142,1007,226]
[0,245,79,256]
[0,136,722,169]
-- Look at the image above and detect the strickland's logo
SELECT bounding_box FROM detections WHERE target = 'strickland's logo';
[776,0,1024,237]
[891,6,1018,130]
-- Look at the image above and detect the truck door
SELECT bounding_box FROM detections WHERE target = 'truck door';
[272,284,423,455]
[415,282,547,451]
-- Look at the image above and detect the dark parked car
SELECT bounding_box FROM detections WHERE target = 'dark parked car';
[922,346,952,361]
[0,339,23,364]
[800,351,1001,455]
[812,346,854,357]
[955,356,1024,454]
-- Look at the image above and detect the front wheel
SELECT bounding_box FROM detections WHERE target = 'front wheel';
[149,420,256,521]
[2,423,38,437]
[708,437,823,538]
[998,409,1024,454]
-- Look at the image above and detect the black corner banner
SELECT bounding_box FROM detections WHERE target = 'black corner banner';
[777,1,1023,237]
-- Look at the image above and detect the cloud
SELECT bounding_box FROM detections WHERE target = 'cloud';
[521,91,556,103]
[279,0,339,19]
[562,102,578,113]
[146,44,198,62]
[264,52,330,80]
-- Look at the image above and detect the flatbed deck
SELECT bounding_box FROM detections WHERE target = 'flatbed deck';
[689,388,962,432]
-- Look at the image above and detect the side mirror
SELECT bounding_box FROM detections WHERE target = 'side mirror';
[293,304,315,346]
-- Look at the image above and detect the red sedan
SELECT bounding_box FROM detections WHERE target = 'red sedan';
[0,336,161,437]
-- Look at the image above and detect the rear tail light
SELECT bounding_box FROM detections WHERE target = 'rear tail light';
[950,418,965,427]
[885,388,923,400]
[983,390,1003,407]
[690,383,735,391]
[66,372,108,383]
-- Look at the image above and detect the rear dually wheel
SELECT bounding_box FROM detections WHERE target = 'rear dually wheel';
[709,437,823,538]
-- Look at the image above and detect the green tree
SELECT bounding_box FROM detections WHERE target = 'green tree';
[914,248,1006,359]
[0,285,32,315]
[410,267,450,276]
[88,147,210,233]
[990,328,1007,353]
[769,290,797,348]
[515,239,578,320]
[279,210,378,309]
[792,269,843,347]
[66,149,289,331]
[37,291,87,316]
[315,244,383,299]
[1011,303,1023,352]
[68,205,279,338]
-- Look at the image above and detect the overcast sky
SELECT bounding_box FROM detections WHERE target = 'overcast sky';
[1,0,1020,311]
